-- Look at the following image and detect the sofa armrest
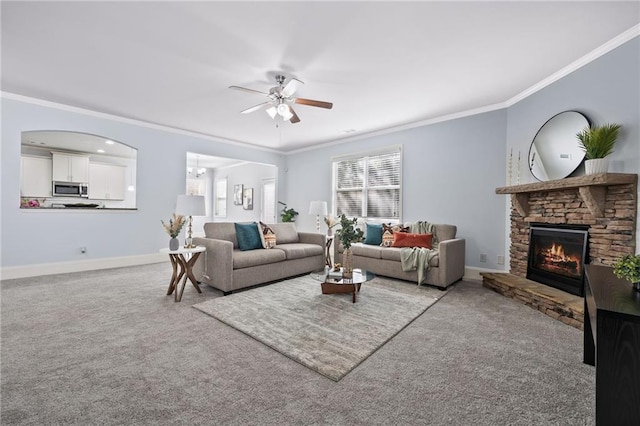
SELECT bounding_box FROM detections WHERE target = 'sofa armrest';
[437,238,466,286]
[192,237,234,292]
[298,232,325,247]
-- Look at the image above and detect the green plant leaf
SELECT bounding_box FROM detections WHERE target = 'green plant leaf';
[576,123,621,159]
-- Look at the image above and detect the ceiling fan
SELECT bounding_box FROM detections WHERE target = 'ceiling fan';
[229,75,333,124]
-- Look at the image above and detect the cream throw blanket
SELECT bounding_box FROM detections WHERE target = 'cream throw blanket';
[399,221,439,285]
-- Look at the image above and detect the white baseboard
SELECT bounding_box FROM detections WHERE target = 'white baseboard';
[1,253,167,280]
[464,266,505,282]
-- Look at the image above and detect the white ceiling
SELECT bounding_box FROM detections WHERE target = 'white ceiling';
[2,1,639,153]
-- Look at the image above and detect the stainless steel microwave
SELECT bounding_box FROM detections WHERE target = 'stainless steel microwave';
[52,181,89,198]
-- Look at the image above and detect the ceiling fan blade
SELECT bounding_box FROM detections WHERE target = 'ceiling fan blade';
[289,107,301,124]
[281,78,304,98]
[240,102,272,114]
[229,85,270,96]
[295,98,333,109]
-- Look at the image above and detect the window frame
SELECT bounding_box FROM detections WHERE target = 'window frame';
[214,177,227,218]
[331,145,402,223]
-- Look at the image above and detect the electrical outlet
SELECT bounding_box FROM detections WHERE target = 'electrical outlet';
[480,254,487,263]
[497,255,505,265]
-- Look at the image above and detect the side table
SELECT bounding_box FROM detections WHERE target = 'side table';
[159,246,206,302]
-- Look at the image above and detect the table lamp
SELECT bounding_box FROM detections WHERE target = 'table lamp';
[309,200,328,232]
[175,194,206,248]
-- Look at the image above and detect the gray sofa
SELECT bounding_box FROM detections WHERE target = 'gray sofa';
[333,223,465,289]
[192,222,325,294]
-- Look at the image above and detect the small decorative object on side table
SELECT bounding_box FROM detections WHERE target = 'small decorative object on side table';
[159,246,205,302]
[325,235,334,267]
[175,195,206,248]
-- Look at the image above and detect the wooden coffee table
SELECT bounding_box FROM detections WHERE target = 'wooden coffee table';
[310,268,375,303]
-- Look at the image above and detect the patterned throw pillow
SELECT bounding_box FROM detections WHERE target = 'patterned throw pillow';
[380,223,409,247]
[259,221,277,249]
[391,232,433,249]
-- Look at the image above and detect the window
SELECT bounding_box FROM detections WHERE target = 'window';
[332,146,402,221]
[214,178,227,218]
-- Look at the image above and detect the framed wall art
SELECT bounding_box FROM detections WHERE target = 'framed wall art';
[233,184,243,205]
[243,188,253,210]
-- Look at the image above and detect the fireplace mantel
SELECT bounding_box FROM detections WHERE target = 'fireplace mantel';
[495,173,638,218]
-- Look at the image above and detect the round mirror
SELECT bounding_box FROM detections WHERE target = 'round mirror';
[528,111,589,181]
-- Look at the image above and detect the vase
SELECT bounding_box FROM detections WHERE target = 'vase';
[342,247,353,278]
[169,237,179,251]
[327,228,333,237]
[584,158,609,175]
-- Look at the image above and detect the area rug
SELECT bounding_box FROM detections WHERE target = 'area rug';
[193,275,447,381]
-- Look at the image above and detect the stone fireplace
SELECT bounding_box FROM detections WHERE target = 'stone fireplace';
[483,173,638,329]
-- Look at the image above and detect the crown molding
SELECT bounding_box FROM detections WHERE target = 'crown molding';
[0,91,286,155]
[506,24,640,107]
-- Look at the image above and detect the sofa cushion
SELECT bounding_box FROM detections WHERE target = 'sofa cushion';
[203,222,238,247]
[275,243,323,260]
[234,222,263,251]
[363,223,383,245]
[232,248,286,269]
[434,224,456,242]
[269,223,300,244]
[379,247,440,267]
[351,243,383,259]
[392,232,433,249]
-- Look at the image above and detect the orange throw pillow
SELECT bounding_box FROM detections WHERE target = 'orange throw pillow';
[391,232,433,249]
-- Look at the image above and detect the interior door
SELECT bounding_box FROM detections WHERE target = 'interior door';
[261,178,276,223]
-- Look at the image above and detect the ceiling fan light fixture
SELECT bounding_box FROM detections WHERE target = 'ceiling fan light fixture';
[280,106,293,121]
[276,103,289,116]
[266,107,277,119]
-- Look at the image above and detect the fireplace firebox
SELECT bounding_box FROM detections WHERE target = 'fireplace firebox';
[527,224,589,297]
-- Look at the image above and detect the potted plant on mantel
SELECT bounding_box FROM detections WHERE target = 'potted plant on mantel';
[335,214,364,278]
[576,123,621,175]
[613,254,640,292]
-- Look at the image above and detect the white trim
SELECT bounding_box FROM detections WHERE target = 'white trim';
[505,24,640,107]
[464,266,505,282]
[0,253,167,280]
[1,91,285,155]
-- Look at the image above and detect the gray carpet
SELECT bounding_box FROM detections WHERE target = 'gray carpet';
[193,275,444,381]
[1,262,595,425]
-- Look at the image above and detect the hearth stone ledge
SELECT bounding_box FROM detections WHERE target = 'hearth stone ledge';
[481,272,584,330]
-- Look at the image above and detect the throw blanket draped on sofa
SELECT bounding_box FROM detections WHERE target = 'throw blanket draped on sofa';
[400,221,438,285]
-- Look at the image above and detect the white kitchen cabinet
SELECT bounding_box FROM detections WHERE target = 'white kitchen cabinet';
[52,152,89,183]
[89,163,126,200]
[21,156,53,197]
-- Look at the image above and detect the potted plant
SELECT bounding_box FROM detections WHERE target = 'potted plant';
[576,123,621,175]
[335,214,364,277]
[278,201,299,223]
[613,254,640,292]
[161,213,185,250]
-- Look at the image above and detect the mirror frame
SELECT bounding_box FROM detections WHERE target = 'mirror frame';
[528,111,590,182]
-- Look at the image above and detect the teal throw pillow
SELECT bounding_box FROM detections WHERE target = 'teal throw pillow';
[363,223,383,245]
[234,222,263,251]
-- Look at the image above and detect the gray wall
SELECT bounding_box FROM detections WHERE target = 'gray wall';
[506,37,640,248]
[286,110,509,270]
[2,36,637,275]
[0,98,286,269]
[211,162,277,223]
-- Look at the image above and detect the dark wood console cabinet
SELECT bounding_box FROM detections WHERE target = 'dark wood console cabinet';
[584,265,640,425]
